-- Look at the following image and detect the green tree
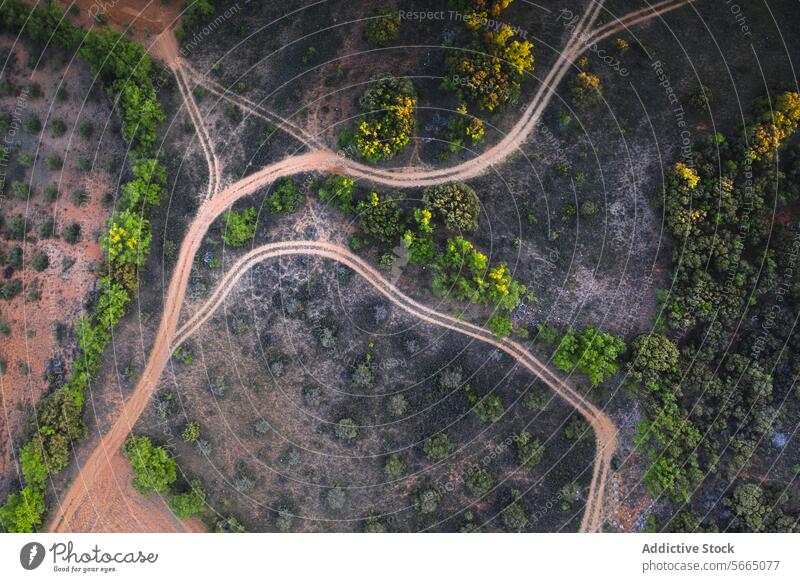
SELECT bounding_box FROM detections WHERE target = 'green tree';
[266,178,303,213]
[222,207,257,247]
[384,453,406,478]
[365,7,400,46]
[627,333,679,391]
[422,182,481,232]
[354,74,416,162]
[122,435,177,497]
[465,467,494,497]
[554,327,626,384]
[169,479,206,520]
[423,433,454,461]
[357,191,405,243]
[515,431,544,469]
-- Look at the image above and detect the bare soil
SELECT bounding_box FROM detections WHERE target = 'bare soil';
[0,34,126,499]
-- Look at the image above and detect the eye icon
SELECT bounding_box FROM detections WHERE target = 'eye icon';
[20,542,46,570]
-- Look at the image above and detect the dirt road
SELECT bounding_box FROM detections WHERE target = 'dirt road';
[48,0,697,533]
[170,240,618,532]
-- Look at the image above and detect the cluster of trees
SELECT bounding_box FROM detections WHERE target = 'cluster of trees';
[312,174,519,340]
[445,0,534,111]
[0,0,167,532]
[354,74,416,162]
[123,435,207,521]
[633,92,800,528]
[432,236,526,336]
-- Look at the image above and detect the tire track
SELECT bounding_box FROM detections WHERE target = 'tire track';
[170,240,617,533]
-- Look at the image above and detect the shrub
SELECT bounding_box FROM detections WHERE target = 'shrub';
[17,151,34,167]
[516,431,544,469]
[422,182,480,232]
[465,467,494,497]
[386,393,409,417]
[169,479,206,520]
[688,85,712,112]
[423,433,453,461]
[501,493,528,531]
[22,114,41,133]
[31,252,49,272]
[221,207,257,247]
[266,178,303,213]
[357,191,405,243]
[63,222,81,243]
[580,200,599,216]
[384,453,406,478]
[570,72,603,108]
[7,246,23,269]
[334,417,359,440]
[12,181,33,200]
[487,314,513,338]
[45,154,63,170]
[122,435,177,497]
[1,279,22,300]
[523,387,548,411]
[326,486,346,510]
[78,121,93,139]
[276,507,294,532]
[443,103,485,150]
[365,7,400,46]
[317,174,355,213]
[414,488,441,514]
[44,185,59,202]
[473,394,504,423]
[9,215,30,239]
[72,190,88,206]
[181,420,201,443]
[49,119,67,137]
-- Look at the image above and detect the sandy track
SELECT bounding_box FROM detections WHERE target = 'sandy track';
[173,64,221,199]
[49,0,697,533]
[154,33,222,200]
[181,62,321,149]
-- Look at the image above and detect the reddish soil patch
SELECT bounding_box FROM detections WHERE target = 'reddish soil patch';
[0,34,124,497]
[50,451,203,532]
[68,0,182,37]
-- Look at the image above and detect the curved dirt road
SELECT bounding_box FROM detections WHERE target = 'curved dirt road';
[170,240,618,533]
[49,0,698,532]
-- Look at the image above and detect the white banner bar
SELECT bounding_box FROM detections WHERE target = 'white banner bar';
[1,533,797,581]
